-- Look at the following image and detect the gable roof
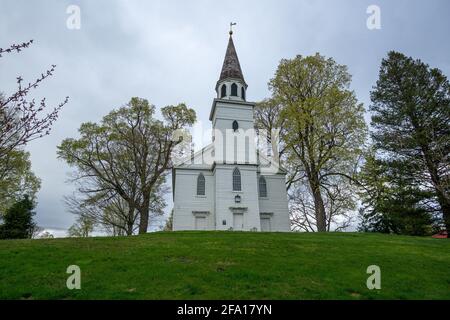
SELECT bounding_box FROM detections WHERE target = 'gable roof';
[174,143,215,169]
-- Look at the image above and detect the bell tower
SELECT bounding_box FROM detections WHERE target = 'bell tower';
[210,25,257,165]
[210,25,261,231]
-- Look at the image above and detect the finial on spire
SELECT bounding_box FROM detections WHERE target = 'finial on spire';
[229,22,236,36]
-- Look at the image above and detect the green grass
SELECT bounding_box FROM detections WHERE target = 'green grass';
[0,231,449,299]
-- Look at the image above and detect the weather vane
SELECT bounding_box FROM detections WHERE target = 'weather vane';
[229,22,236,35]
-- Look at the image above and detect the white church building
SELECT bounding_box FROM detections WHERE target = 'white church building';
[172,30,290,232]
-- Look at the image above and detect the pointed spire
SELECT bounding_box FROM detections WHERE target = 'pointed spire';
[218,29,246,86]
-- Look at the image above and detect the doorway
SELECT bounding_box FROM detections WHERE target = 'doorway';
[233,213,244,230]
[260,217,271,232]
[195,216,207,230]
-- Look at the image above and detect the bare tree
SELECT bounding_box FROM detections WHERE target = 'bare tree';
[38,231,54,239]
[290,176,356,232]
[0,40,68,161]
[30,225,44,239]
[64,166,169,236]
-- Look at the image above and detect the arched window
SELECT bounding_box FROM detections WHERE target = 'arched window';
[259,176,267,197]
[232,120,239,132]
[231,83,238,96]
[241,87,245,100]
[197,173,205,196]
[220,84,227,98]
[232,167,241,191]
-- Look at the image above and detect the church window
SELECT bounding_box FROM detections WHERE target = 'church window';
[232,120,239,132]
[197,173,205,196]
[241,87,245,100]
[231,83,238,96]
[220,84,227,98]
[232,167,241,191]
[259,176,267,197]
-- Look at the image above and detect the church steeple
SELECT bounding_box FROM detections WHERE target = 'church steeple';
[216,25,247,101]
[218,34,246,85]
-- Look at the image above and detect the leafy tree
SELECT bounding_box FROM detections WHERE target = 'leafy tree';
[0,196,36,239]
[257,53,367,231]
[58,97,195,234]
[370,51,450,234]
[67,215,95,238]
[0,149,40,215]
[162,209,173,231]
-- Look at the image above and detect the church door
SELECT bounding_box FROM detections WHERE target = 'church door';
[195,217,207,230]
[233,213,244,231]
[260,217,271,232]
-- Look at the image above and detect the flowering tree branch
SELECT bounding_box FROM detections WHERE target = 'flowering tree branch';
[0,40,69,160]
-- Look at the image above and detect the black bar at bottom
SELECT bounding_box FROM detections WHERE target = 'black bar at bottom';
[0,300,447,319]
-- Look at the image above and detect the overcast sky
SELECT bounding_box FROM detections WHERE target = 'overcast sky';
[1,0,449,234]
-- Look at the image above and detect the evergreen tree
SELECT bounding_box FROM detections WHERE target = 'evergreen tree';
[0,196,36,239]
[369,51,450,234]
[358,154,434,236]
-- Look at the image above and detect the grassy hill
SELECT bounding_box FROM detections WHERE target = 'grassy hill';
[0,232,449,300]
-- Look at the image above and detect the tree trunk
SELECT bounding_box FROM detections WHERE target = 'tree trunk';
[123,205,135,236]
[138,196,150,234]
[437,193,450,237]
[126,225,133,236]
[138,211,148,234]
[309,173,327,232]
[420,145,450,236]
